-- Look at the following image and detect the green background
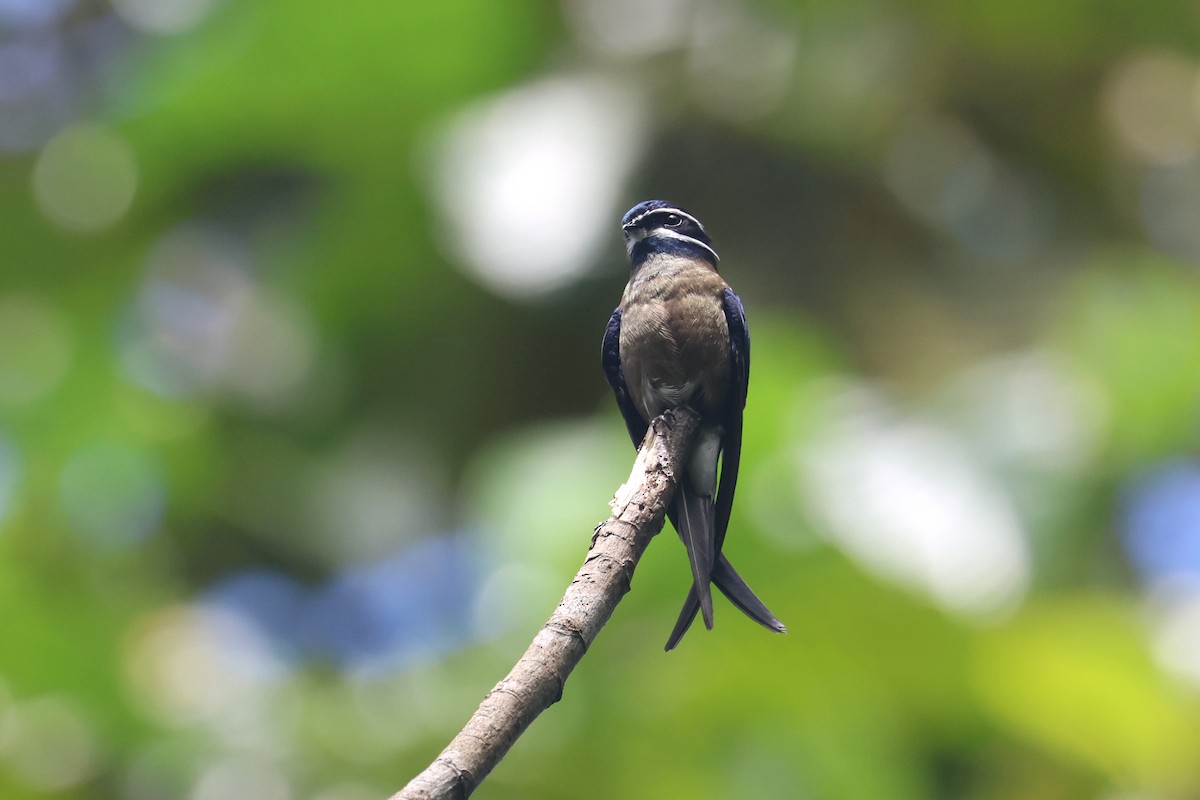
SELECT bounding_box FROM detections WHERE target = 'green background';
[2,1,1200,798]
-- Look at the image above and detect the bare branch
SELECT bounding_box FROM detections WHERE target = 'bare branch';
[393,409,700,800]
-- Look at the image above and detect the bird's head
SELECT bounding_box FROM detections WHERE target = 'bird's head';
[621,200,719,267]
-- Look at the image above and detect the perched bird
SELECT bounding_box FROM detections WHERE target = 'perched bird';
[601,200,786,650]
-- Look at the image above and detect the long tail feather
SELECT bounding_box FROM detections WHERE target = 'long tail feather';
[664,553,786,651]
[676,488,715,630]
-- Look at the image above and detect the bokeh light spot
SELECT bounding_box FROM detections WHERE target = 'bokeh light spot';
[801,383,1029,616]
[0,293,72,407]
[1139,157,1200,264]
[307,427,447,566]
[58,441,165,550]
[0,0,76,28]
[688,1,796,120]
[1148,581,1200,688]
[124,605,281,728]
[4,696,98,792]
[884,114,1052,261]
[200,570,304,679]
[1103,51,1200,166]
[431,75,647,299]
[301,536,477,676]
[110,0,221,35]
[118,224,316,409]
[189,758,290,800]
[1121,460,1200,583]
[120,224,252,397]
[33,123,137,233]
[223,292,316,409]
[886,114,986,225]
[942,350,1108,473]
[563,0,692,56]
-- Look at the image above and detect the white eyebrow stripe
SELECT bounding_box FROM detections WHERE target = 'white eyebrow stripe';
[647,228,720,262]
[630,207,707,233]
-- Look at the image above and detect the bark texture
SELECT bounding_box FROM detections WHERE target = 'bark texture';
[393,409,699,800]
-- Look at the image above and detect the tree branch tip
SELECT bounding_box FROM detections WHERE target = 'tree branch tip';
[394,404,700,799]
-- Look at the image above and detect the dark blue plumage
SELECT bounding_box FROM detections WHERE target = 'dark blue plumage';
[602,200,786,650]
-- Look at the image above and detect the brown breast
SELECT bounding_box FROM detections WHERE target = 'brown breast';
[619,257,732,421]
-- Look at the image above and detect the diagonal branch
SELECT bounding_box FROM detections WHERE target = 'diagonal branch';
[392,408,700,800]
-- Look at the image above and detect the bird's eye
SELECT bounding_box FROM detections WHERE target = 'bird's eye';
[663,214,683,227]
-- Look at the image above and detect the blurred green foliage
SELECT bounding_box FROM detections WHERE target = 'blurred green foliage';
[2,1,1200,799]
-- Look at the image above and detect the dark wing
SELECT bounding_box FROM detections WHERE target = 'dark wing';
[665,287,782,651]
[602,307,648,448]
[713,287,750,552]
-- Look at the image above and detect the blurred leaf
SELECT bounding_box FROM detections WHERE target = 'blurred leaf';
[974,595,1200,793]
[1059,256,1200,463]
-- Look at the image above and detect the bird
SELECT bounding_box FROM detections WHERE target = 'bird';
[601,199,786,650]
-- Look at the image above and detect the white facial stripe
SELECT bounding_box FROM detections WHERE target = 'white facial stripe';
[624,225,650,256]
[647,228,720,262]
[629,207,706,233]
